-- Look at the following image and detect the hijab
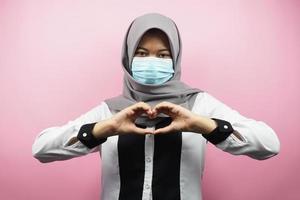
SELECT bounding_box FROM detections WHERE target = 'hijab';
[104,13,203,126]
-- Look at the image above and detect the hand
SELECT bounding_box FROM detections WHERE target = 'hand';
[110,102,155,135]
[151,101,198,135]
[105,101,217,137]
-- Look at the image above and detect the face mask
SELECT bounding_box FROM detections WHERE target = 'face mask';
[131,56,174,85]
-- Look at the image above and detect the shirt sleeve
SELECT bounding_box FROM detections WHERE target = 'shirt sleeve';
[32,101,111,163]
[193,92,280,160]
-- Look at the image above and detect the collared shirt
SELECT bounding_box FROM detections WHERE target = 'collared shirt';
[32,92,280,200]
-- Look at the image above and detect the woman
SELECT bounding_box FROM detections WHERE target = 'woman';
[32,13,280,200]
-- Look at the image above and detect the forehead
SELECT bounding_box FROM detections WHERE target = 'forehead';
[137,28,170,48]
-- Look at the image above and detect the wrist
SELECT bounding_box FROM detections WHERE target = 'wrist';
[188,114,217,134]
[201,118,234,144]
[93,119,117,139]
[77,122,107,149]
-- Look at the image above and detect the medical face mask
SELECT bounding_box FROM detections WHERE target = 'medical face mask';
[131,56,174,85]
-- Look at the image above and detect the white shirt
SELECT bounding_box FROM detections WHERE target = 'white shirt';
[32,92,280,200]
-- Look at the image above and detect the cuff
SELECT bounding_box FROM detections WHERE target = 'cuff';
[77,122,107,149]
[202,118,234,145]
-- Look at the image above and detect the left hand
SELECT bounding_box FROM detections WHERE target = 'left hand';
[150,101,198,135]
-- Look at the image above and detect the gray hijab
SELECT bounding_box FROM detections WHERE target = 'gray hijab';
[104,13,203,126]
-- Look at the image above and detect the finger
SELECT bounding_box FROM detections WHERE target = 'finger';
[153,102,177,117]
[153,101,175,112]
[132,102,152,115]
[127,102,152,119]
[154,125,174,135]
[132,126,154,135]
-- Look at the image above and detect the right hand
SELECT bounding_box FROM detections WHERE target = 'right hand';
[110,102,155,135]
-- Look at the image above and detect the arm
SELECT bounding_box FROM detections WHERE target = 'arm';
[32,102,111,163]
[192,92,280,160]
[151,92,280,160]
[32,101,154,163]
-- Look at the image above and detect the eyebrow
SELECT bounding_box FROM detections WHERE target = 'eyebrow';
[136,47,170,52]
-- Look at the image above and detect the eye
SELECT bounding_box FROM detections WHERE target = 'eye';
[135,51,147,57]
[158,53,171,58]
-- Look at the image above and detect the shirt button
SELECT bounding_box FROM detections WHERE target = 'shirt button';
[146,157,151,163]
[224,125,228,129]
[145,184,150,189]
[82,133,87,137]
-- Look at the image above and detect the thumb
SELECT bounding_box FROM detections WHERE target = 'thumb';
[132,126,154,135]
[154,124,174,135]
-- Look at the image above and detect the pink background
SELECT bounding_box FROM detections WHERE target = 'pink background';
[0,0,299,199]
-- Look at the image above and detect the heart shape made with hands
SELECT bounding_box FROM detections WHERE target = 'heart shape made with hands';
[129,101,194,135]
